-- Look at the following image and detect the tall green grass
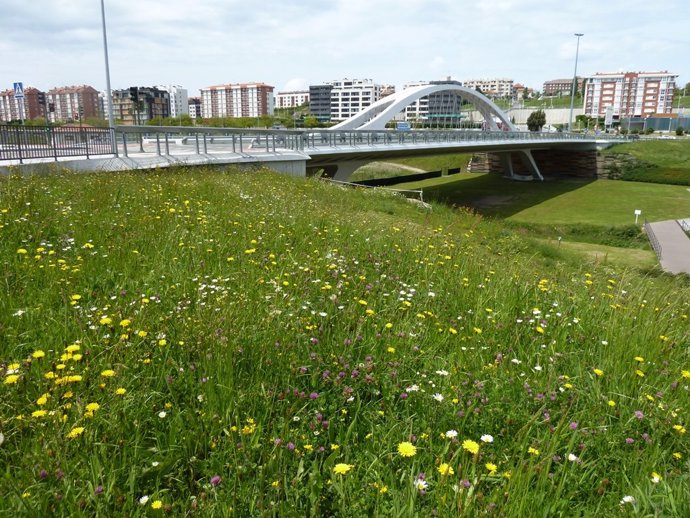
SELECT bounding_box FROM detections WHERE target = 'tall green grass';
[1,167,689,516]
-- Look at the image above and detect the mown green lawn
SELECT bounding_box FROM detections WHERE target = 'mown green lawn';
[398,173,690,225]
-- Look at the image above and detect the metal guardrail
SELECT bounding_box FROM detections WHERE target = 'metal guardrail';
[644,220,663,259]
[0,125,115,163]
[2,124,626,164]
[678,219,690,236]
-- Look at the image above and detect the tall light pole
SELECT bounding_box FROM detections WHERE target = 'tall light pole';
[100,0,115,130]
[568,33,584,132]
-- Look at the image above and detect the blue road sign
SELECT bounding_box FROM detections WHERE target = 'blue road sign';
[13,82,24,99]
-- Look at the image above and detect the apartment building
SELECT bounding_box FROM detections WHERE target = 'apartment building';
[584,71,677,119]
[188,97,202,119]
[112,86,170,124]
[328,78,383,122]
[543,78,584,96]
[46,85,101,123]
[309,84,333,121]
[276,90,310,109]
[0,87,44,121]
[462,78,514,99]
[401,79,464,125]
[157,85,188,117]
[200,83,274,118]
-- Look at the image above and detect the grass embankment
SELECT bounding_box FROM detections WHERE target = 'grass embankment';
[1,167,690,516]
[602,140,690,185]
[351,153,471,182]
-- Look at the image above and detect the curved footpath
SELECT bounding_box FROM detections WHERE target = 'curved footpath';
[646,219,690,275]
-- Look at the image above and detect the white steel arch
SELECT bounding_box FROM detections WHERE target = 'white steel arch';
[330,84,516,131]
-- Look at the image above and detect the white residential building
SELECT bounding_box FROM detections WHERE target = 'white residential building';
[276,90,309,109]
[462,78,514,99]
[157,85,189,117]
[584,71,677,119]
[328,78,383,121]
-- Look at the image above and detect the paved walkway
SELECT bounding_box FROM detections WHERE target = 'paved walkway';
[646,220,690,275]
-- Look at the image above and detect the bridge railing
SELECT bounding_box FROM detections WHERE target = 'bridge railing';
[0,125,115,163]
[2,124,629,163]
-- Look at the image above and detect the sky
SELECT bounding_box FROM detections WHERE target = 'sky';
[1,0,688,96]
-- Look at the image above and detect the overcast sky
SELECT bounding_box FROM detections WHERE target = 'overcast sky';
[2,0,688,96]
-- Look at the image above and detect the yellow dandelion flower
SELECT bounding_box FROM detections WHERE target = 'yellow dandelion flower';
[65,344,80,353]
[672,425,686,434]
[593,368,604,377]
[36,394,49,405]
[32,410,47,418]
[607,400,616,407]
[271,480,280,487]
[4,374,20,385]
[100,369,115,378]
[462,439,480,455]
[634,356,644,363]
[536,326,545,334]
[151,500,162,509]
[673,452,682,460]
[387,347,396,353]
[485,462,498,474]
[651,471,662,483]
[99,317,112,326]
[333,463,354,475]
[66,427,85,439]
[17,248,28,254]
[528,447,540,456]
[32,350,45,359]
[635,370,645,378]
[119,319,131,327]
[85,402,100,412]
[681,370,690,379]
[397,441,417,457]
[115,387,127,395]
[438,463,454,476]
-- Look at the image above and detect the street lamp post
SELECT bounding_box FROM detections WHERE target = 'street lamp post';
[568,33,584,132]
[100,0,116,134]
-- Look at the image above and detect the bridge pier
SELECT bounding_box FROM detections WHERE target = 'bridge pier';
[497,151,543,181]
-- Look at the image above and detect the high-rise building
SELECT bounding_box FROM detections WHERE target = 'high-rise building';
[276,90,310,109]
[402,79,464,126]
[462,78,514,99]
[309,84,333,121]
[188,97,202,119]
[584,71,677,119]
[200,83,274,118]
[0,87,45,122]
[112,86,170,125]
[157,85,188,117]
[327,79,383,122]
[46,85,101,123]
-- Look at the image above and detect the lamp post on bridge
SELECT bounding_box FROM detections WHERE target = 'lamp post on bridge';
[568,33,584,133]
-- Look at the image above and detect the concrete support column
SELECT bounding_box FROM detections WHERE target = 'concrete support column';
[331,160,370,182]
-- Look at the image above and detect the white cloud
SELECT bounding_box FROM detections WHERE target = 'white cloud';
[0,0,687,94]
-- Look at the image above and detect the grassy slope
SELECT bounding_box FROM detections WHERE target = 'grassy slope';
[397,173,690,225]
[1,167,689,516]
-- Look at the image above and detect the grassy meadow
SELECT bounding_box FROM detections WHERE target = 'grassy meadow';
[1,166,690,516]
